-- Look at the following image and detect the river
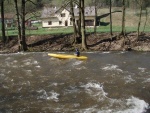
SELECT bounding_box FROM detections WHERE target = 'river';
[0,52,150,113]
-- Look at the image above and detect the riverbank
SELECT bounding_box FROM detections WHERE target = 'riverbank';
[0,32,150,53]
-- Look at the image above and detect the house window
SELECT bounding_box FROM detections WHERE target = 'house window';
[48,21,52,25]
[70,18,73,25]
[61,13,65,17]
[70,18,73,21]
[59,21,62,25]
[85,20,94,26]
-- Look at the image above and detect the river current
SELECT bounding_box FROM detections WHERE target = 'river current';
[0,52,150,113]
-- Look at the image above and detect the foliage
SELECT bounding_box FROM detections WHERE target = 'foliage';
[1,0,150,13]
[51,0,64,7]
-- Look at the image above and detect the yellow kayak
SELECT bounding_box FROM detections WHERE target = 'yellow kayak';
[48,53,87,60]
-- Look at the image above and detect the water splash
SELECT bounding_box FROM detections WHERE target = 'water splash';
[80,82,108,101]
[101,64,123,72]
[116,96,149,113]
[124,75,135,83]
[138,67,146,72]
[37,89,59,102]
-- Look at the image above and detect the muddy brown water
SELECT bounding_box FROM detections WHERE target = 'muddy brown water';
[0,52,150,113]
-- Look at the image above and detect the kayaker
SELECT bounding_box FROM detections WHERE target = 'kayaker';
[75,48,80,57]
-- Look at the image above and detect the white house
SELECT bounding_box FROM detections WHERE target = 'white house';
[41,6,96,28]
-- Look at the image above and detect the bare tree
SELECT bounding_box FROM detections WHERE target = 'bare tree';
[0,0,6,44]
[81,0,87,50]
[13,0,27,51]
[109,0,112,36]
[143,8,148,32]
[21,0,27,51]
[13,0,38,51]
[14,0,22,51]
[70,0,78,44]
[121,0,125,36]
[78,0,81,37]
[70,0,77,34]
[137,0,143,39]
[94,0,97,33]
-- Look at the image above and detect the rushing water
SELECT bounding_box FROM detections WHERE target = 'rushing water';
[0,52,150,113]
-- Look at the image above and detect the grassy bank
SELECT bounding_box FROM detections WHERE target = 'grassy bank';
[1,25,150,37]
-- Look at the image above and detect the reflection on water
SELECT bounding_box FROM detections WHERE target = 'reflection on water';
[0,52,150,113]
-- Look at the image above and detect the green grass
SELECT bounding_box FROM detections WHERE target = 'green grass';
[26,27,74,35]
[87,26,150,33]
[0,27,74,36]
[0,25,150,37]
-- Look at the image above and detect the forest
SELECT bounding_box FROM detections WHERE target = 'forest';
[0,0,150,52]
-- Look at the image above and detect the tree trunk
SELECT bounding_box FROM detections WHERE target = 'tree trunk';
[137,0,143,39]
[0,0,6,44]
[109,0,113,36]
[78,0,81,37]
[81,0,87,50]
[70,0,78,43]
[121,0,125,36]
[143,8,148,32]
[70,0,77,34]
[14,0,22,51]
[21,0,27,51]
[94,0,97,33]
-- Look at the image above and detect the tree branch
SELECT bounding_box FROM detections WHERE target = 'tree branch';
[26,0,37,5]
